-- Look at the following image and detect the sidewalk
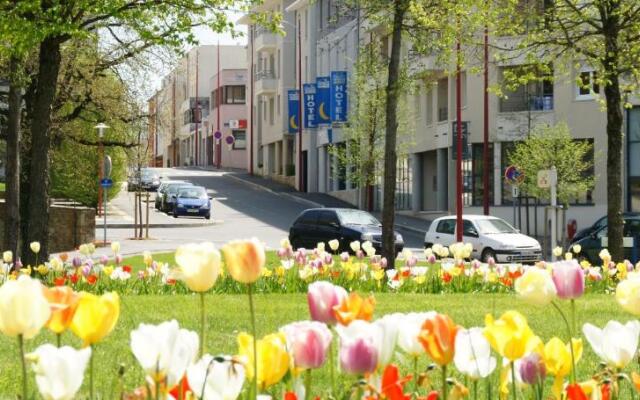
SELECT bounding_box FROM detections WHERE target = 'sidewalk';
[227,172,432,235]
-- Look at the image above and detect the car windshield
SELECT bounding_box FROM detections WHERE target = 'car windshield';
[179,188,207,199]
[169,185,191,194]
[476,218,517,234]
[337,210,380,226]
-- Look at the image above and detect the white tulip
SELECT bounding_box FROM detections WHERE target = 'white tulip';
[349,241,361,252]
[374,313,403,367]
[553,246,563,257]
[2,251,12,263]
[397,312,436,357]
[174,242,221,292]
[111,242,121,254]
[29,344,91,400]
[583,320,640,369]
[130,320,199,387]
[0,275,51,339]
[316,242,326,252]
[514,267,557,306]
[328,239,340,252]
[454,327,497,379]
[187,354,245,400]
[30,241,41,254]
[572,244,582,254]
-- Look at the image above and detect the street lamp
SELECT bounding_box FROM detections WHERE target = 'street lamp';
[95,123,108,217]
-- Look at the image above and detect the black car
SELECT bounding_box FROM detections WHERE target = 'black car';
[288,208,404,255]
[162,183,194,213]
[571,215,640,264]
[571,212,640,243]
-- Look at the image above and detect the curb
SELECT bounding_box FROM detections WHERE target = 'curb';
[96,220,221,229]
[225,174,278,195]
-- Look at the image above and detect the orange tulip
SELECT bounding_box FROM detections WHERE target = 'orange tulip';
[221,239,265,284]
[42,286,80,334]
[333,292,375,326]
[418,313,459,366]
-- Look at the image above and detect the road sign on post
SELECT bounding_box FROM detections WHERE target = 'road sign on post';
[100,178,113,188]
[103,155,112,178]
[504,165,525,186]
[537,169,552,188]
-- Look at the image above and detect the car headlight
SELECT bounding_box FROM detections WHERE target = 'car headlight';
[177,203,185,208]
[501,244,515,250]
[361,233,373,242]
[396,233,404,242]
[200,203,210,209]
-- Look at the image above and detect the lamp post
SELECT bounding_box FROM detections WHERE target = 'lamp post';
[95,123,108,217]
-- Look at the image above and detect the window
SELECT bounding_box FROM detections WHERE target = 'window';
[576,69,600,100]
[426,89,433,125]
[224,85,246,104]
[297,211,317,225]
[269,97,274,125]
[437,77,448,122]
[396,156,412,210]
[436,219,455,235]
[317,210,339,226]
[232,130,246,150]
[499,65,554,112]
[462,220,478,237]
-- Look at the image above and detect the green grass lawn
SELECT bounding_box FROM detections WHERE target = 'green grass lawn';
[0,292,632,398]
[0,182,5,192]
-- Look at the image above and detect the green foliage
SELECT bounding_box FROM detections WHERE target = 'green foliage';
[508,122,595,205]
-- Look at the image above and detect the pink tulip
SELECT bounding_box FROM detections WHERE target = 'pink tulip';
[519,352,546,385]
[380,257,388,269]
[340,252,350,262]
[406,256,418,268]
[427,254,436,264]
[487,257,495,267]
[100,255,109,265]
[280,321,332,369]
[356,250,364,260]
[552,260,585,299]
[277,248,288,258]
[115,254,123,265]
[323,253,333,266]
[307,281,348,325]
[336,321,379,375]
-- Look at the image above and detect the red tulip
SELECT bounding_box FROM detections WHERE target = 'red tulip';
[566,383,588,400]
[380,364,412,400]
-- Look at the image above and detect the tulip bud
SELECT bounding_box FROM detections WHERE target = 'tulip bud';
[553,247,563,257]
[307,281,347,325]
[111,241,121,254]
[30,242,41,254]
[14,258,23,269]
[356,250,364,260]
[380,257,388,269]
[519,353,546,385]
[72,256,82,268]
[221,239,265,284]
[572,244,582,254]
[328,239,340,252]
[2,251,12,264]
[100,255,109,265]
[115,254,123,265]
[427,254,436,264]
[552,260,585,299]
[340,252,350,262]
[406,256,418,268]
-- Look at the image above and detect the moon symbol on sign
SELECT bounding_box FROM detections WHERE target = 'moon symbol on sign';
[290,115,298,130]
[318,103,330,121]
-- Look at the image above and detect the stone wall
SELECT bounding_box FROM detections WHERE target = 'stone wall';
[0,200,95,253]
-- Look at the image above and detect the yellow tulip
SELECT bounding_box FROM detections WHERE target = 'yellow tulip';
[42,286,80,334]
[103,266,114,277]
[542,337,582,399]
[616,275,640,316]
[238,332,289,390]
[70,292,120,346]
[222,238,265,284]
[483,311,539,361]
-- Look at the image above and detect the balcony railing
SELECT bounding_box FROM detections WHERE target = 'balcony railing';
[438,107,448,122]
[255,69,276,81]
[500,95,554,113]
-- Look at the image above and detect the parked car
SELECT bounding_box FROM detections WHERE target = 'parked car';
[155,180,189,210]
[127,170,141,192]
[288,208,404,255]
[162,183,194,212]
[570,214,640,264]
[140,169,160,191]
[424,215,542,263]
[173,186,212,219]
[571,212,640,243]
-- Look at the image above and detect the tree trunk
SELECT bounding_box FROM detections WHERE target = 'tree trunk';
[4,57,22,259]
[382,0,407,266]
[23,36,62,264]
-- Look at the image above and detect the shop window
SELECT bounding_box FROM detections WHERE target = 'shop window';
[232,130,246,150]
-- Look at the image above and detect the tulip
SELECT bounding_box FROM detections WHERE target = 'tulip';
[328,239,340,252]
[551,260,585,299]
[379,364,413,400]
[130,320,199,389]
[307,281,348,325]
[30,241,41,254]
[187,354,245,400]
[222,238,265,284]
[333,292,375,326]
[553,246,563,257]
[515,267,557,306]
[174,242,221,292]
[280,321,332,370]
[336,320,379,375]
[0,275,51,339]
[616,275,640,316]
[42,286,80,340]
[3,250,12,263]
[111,241,120,254]
[582,320,640,369]
[237,332,289,391]
[374,313,403,367]
[99,255,109,265]
[519,352,546,385]
[483,311,538,361]
[340,252,350,262]
[70,291,120,346]
[543,337,583,399]
[398,312,436,357]
[28,344,91,400]
[454,327,497,380]
[419,313,459,366]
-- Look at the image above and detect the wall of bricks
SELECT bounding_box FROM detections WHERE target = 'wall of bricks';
[0,200,95,253]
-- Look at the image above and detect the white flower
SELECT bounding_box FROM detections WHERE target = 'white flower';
[111,242,121,254]
[349,241,361,252]
[280,238,291,248]
[599,249,611,262]
[0,275,51,339]
[374,313,403,367]
[454,328,497,379]
[397,312,436,357]
[29,344,91,400]
[299,266,313,280]
[583,320,640,369]
[316,242,326,253]
[2,251,12,263]
[572,244,582,254]
[30,242,41,254]
[424,248,433,258]
[110,267,131,281]
[515,267,557,306]
[328,239,340,252]
[553,247,563,257]
[130,320,199,387]
[187,354,245,400]
[564,252,573,261]
[411,267,428,277]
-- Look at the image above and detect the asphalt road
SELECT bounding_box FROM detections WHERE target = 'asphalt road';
[94,168,424,257]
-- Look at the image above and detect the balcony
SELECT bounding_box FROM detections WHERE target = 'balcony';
[438,107,448,122]
[255,27,277,52]
[255,69,277,95]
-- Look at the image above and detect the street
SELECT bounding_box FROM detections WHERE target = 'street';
[94,168,426,257]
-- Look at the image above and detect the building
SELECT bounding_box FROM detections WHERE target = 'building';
[148,45,247,168]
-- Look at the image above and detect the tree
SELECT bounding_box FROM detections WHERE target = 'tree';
[494,0,640,261]
[508,122,595,207]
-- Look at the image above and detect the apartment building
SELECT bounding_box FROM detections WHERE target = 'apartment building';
[148,45,247,168]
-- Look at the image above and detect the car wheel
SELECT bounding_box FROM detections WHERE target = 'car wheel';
[424,242,433,250]
[173,207,178,218]
[481,248,496,263]
[205,213,211,220]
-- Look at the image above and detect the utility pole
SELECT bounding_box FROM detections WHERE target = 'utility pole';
[297,14,304,191]
[482,15,490,216]
[455,35,463,242]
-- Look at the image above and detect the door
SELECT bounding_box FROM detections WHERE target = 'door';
[624,219,640,263]
[461,219,482,258]
[433,218,456,247]
[315,210,341,248]
[292,210,318,249]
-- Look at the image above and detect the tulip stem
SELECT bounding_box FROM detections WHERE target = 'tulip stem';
[248,283,258,400]
[510,362,517,400]
[200,292,206,358]
[473,379,478,400]
[304,369,312,400]
[329,326,336,397]
[413,357,419,396]
[442,365,448,400]
[551,301,577,383]
[570,299,577,339]
[89,345,95,400]
[56,333,61,348]
[18,335,27,400]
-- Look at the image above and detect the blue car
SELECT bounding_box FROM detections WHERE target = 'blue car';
[173,186,212,219]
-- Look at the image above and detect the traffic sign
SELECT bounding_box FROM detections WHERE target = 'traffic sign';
[537,169,557,188]
[103,155,112,178]
[504,165,525,186]
[100,178,113,188]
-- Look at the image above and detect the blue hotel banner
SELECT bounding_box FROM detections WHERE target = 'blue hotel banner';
[303,83,317,128]
[330,71,348,122]
[316,76,331,125]
[287,89,299,134]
